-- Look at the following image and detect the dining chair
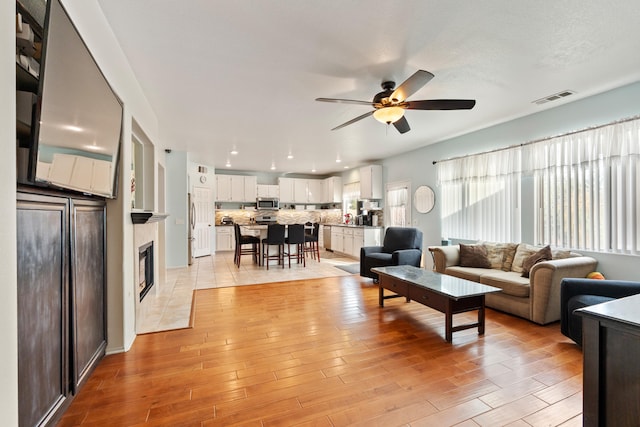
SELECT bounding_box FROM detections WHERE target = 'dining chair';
[304,222,320,261]
[233,224,260,267]
[261,223,286,269]
[284,224,306,268]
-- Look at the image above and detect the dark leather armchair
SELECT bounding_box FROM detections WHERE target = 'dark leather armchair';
[360,227,423,281]
[561,278,640,346]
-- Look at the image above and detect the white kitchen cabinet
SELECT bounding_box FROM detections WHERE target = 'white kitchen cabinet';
[353,228,364,258]
[230,175,245,201]
[323,176,342,203]
[294,179,308,203]
[278,177,295,203]
[216,175,232,201]
[257,184,279,198]
[216,174,256,202]
[244,175,257,201]
[331,227,344,253]
[330,225,383,258]
[342,227,354,257]
[360,164,383,199]
[307,179,323,204]
[215,226,234,251]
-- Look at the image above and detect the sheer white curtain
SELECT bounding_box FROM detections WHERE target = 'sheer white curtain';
[386,181,410,227]
[437,148,522,242]
[524,118,640,254]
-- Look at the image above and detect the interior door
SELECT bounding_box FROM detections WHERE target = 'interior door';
[193,186,212,257]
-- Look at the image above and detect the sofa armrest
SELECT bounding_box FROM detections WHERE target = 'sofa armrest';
[428,245,460,273]
[528,256,598,324]
[392,249,423,267]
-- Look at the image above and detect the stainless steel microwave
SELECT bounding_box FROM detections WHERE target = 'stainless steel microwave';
[256,197,279,210]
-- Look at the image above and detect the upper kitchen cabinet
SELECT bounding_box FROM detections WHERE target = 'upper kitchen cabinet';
[293,179,308,203]
[257,184,279,198]
[307,179,323,204]
[323,176,342,203]
[360,165,383,199]
[216,174,255,202]
[244,176,257,201]
[278,177,295,203]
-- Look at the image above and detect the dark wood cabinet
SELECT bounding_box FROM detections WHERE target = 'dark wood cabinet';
[17,191,106,426]
[577,294,640,427]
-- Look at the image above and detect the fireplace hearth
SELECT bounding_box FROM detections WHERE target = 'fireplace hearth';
[138,241,154,302]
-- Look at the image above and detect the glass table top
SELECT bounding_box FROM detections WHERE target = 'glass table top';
[371,265,501,299]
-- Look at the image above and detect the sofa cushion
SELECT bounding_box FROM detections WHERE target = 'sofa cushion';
[521,245,552,278]
[479,271,531,297]
[459,243,491,268]
[444,266,489,282]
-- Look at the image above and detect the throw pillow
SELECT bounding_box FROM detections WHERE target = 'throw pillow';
[459,243,491,268]
[511,243,541,273]
[521,245,553,278]
[483,242,505,269]
[552,249,572,259]
[483,242,518,271]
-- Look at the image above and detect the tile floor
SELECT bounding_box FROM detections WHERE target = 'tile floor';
[136,249,358,334]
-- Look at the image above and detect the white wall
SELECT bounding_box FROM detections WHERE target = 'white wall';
[1,0,18,422]
[381,81,640,279]
[165,151,189,267]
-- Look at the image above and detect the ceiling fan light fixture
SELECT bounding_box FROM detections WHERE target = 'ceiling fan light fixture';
[373,106,404,124]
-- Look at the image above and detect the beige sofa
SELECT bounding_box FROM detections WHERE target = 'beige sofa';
[429,244,598,324]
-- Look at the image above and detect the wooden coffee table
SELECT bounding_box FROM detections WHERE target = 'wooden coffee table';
[371,265,501,342]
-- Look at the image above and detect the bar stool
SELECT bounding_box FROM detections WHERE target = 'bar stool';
[304,222,320,261]
[261,223,285,269]
[234,224,259,267]
[284,224,306,268]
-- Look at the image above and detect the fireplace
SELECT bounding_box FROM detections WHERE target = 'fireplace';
[138,241,154,302]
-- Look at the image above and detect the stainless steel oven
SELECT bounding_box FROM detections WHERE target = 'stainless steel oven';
[256,197,279,210]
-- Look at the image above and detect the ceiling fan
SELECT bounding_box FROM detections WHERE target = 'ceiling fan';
[316,70,476,134]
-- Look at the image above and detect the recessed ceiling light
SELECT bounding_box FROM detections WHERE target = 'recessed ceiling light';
[287,154,293,159]
[225,160,231,167]
[311,168,316,173]
[270,162,276,170]
[230,149,238,155]
[343,166,349,169]
[336,158,341,163]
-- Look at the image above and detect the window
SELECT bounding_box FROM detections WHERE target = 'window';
[342,182,360,221]
[386,181,410,227]
[437,149,522,242]
[526,117,640,254]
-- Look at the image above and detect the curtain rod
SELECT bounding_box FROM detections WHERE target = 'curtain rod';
[432,114,640,165]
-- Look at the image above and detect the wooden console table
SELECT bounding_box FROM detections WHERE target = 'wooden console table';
[577,294,640,426]
[371,266,500,342]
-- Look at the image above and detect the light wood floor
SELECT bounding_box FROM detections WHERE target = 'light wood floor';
[58,275,583,426]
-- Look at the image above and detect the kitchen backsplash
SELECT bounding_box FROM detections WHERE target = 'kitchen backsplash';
[216,209,344,225]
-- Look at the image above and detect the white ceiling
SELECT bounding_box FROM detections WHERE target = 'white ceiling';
[95,0,640,175]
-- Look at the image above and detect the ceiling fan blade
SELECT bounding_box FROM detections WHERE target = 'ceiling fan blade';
[392,116,410,134]
[331,110,375,131]
[389,70,434,103]
[404,99,476,110]
[316,97,376,107]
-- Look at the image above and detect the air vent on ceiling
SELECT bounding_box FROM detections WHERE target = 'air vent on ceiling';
[533,90,575,105]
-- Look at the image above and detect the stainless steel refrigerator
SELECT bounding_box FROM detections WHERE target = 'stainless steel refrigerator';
[188,193,195,265]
